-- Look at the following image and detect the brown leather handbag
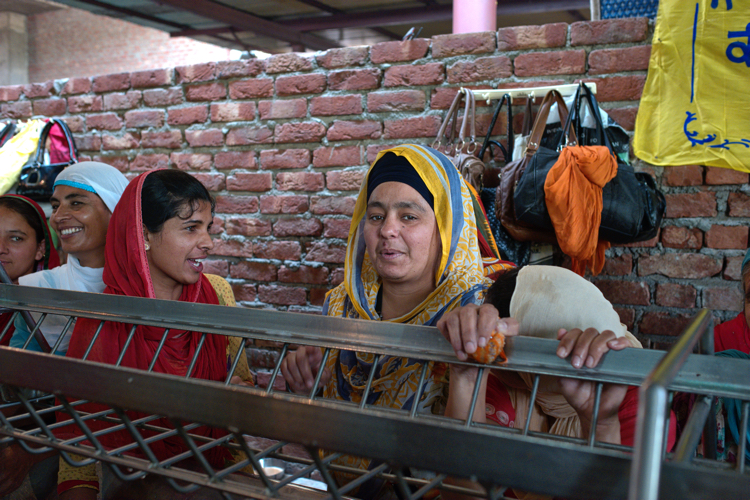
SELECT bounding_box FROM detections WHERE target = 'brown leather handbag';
[495,90,576,243]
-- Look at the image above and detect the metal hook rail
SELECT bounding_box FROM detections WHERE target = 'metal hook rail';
[0,285,749,499]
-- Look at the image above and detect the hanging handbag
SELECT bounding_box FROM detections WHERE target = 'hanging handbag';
[17,118,78,201]
[478,93,513,189]
[0,120,45,196]
[495,90,575,243]
[0,121,16,147]
[512,98,534,161]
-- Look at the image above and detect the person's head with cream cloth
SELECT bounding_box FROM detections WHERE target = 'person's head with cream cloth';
[11,161,129,354]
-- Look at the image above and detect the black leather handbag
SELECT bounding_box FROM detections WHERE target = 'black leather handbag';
[17,119,78,201]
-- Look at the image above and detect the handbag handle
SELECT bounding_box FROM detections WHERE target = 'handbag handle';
[433,91,465,153]
[525,90,577,158]
[575,82,615,154]
[458,90,478,155]
[479,93,513,161]
[31,118,78,166]
[521,98,533,136]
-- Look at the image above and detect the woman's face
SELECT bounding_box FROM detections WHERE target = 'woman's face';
[50,185,111,268]
[0,207,44,283]
[364,181,441,295]
[145,201,214,300]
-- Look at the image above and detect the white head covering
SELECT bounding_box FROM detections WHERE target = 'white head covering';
[53,161,129,213]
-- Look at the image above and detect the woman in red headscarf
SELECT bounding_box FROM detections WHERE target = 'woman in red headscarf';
[57,169,252,499]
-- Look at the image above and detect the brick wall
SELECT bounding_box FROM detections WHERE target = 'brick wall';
[2,17,747,379]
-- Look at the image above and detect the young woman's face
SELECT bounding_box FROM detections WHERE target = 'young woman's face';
[50,185,111,268]
[0,207,44,283]
[145,201,214,299]
[364,181,441,295]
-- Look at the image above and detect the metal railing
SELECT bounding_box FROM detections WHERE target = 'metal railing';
[1,284,749,499]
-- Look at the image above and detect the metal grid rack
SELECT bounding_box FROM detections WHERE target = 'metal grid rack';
[0,284,749,500]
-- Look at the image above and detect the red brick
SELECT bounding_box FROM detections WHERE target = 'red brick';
[705,166,749,185]
[68,97,103,114]
[594,280,650,306]
[588,46,651,75]
[185,129,223,147]
[215,151,257,170]
[227,172,273,192]
[23,81,54,98]
[310,288,329,306]
[215,195,258,214]
[260,195,309,214]
[254,241,302,260]
[725,256,744,281]
[275,74,327,96]
[103,91,141,111]
[260,149,310,170]
[74,134,102,151]
[366,144,398,163]
[665,192,717,218]
[431,32,496,58]
[259,285,307,305]
[63,116,85,133]
[211,239,253,258]
[124,110,163,128]
[367,90,426,113]
[103,132,139,150]
[330,267,345,285]
[615,233,659,249]
[497,23,568,51]
[93,73,131,93]
[0,85,22,101]
[514,50,586,77]
[327,120,382,141]
[228,79,274,99]
[225,126,273,145]
[605,106,638,131]
[141,130,182,149]
[210,216,224,235]
[614,307,635,331]
[60,78,91,96]
[704,287,744,312]
[265,53,313,74]
[370,39,430,64]
[313,146,361,168]
[92,155,127,171]
[130,69,173,88]
[310,95,362,116]
[186,82,226,102]
[310,196,356,215]
[326,170,367,191]
[447,56,513,84]
[171,153,212,171]
[317,46,368,69]
[570,18,649,46]
[143,87,183,107]
[384,116,441,139]
[323,219,351,239]
[129,153,169,171]
[328,69,381,91]
[638,253,722,279]
[231,261,277,281]
[661,226,703,249]
[305,241,346,263]
[204,259,229,277]
[273,218,323,237]
[578,75,646,102]
[705,225,748,249]
[216,59,265,78]
[662,165,703,186]
[429,87,464,110]
[728,192,750,217]
[384,64,443,87]
[32,98,66,116]
[278,265,329,284]
[258,99,307,120]
[211,102,256,122]
[175,62,217,83]
[231,283,256,303]
[192,173,226,192]
[277,172,324,191]
[656,283,697,308]
[600,254,632,276]
[639,313,695,337]
[0,101,32,119]
[226,218,272,236]
[275,122,326,144]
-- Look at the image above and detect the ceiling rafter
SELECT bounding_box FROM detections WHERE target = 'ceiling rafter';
[294,0,400,40]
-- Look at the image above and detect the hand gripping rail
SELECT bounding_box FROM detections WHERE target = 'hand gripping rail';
[0,284,749,500]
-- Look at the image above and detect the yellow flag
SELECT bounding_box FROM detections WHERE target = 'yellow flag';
[633,0,750,172]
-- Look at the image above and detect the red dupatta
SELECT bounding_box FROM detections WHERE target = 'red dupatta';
[61,170,229,466]
[714,312,750,354]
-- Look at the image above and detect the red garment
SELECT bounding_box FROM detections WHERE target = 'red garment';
[714,312,750,354]
[0,194,60,346]
[59,170,229,468]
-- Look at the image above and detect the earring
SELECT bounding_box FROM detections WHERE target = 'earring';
[145,242,150,251]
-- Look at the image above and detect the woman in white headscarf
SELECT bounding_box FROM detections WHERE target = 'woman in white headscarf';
[10,161,129,354]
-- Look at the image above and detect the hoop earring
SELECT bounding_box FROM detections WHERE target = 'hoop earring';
[145,242,150,251]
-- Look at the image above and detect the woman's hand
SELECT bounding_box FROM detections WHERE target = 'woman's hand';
[436,303,518,364]
[556,328,631,442]
[229,375,252,387]
[280,346,331,394]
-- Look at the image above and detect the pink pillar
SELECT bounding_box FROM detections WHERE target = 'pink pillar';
[453,0,497,34]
